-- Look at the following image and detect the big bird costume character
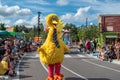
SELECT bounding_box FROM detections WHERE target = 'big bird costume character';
[38,14,69,80]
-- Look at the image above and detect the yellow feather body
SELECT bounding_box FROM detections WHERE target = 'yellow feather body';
[38,14,69,65]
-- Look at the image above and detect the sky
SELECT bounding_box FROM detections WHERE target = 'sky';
[0,0,120,27]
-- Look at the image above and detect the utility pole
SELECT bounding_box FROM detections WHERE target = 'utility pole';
[38,11,41,41]
[86,17,88,27]
[34,25,35,37]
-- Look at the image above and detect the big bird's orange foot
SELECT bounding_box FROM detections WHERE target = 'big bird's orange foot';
[46,77,54,80]
[54,74,64,80]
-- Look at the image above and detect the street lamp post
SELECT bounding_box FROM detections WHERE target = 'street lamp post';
[38,11,41,41]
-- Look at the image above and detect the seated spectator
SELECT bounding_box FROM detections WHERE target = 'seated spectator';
[9,58,16,76]
[4,49,11,58]
[0,56,16,76]
[98,47,106,61]
[114,41,120,61]
[0,44,5,59]
[0,55,2,61]
[78,40,83,52]
[105,45,115,62]
[0,57,9,75]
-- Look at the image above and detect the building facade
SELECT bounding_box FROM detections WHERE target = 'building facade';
[98,14,120,45]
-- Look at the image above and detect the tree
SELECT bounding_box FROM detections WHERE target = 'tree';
[0,23,6,30]
[77,24,99,40]
[77,26,86,40]
[39,23,47,39]
[64,23,79,42]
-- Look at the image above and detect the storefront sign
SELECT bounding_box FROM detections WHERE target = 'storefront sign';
[107,26,113,31]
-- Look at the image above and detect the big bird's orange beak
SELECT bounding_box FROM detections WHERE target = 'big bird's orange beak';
[52,21,58,28]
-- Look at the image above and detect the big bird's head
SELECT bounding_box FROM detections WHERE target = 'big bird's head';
[45,14,59,29]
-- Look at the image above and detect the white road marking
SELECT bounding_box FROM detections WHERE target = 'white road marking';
[64,54,86,58]
[64,54,72,58]
[62,65,88,80]
[77,54,85,57]
[41,62,48,72]
[35,54,39,57]
[12,53,27,80]
[27,60,40,61]
[0,76,9,80]
[39,53,48,72]
[82,59,120,73]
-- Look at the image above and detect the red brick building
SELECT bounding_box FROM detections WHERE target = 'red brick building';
[98,14,120,44]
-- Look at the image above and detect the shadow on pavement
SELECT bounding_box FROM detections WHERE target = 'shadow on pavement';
[65,77,110,80]
[65,51,80,54]
[65,77,84,80]
[19,75,32,79]
[19,61,30,72]
[88,78,110,80]
[20,61,30,67]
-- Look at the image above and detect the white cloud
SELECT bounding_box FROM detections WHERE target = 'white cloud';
[74,6,91,20]
[0,4,33,27]
[0,15,4,20]
[30,16,38,25]
[61,13,72,21]
[0,4,32,17]
[1,19,11,26]
[29,15,45,27]
[15,19,29,25]
[56,0,69,6]
[61,6,91,23]
[14,15,46,28]
[16,8,32,16]
[0,5,19,16]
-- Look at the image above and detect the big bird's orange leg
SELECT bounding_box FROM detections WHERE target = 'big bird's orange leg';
[46,64,54,80]
[54,63,64,80]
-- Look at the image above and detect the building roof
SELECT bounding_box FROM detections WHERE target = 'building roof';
[99,14,120,17]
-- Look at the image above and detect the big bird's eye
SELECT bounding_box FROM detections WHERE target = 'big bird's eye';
[51,17,57,21]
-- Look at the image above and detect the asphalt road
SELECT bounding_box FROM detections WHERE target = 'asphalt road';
[12,47,120,80]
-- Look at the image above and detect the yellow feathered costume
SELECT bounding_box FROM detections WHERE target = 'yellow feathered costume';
[38,14,69,65]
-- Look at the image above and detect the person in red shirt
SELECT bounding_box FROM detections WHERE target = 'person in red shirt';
[85,39,91,54]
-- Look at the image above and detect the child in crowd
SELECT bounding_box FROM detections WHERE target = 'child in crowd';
[98,47,106,61]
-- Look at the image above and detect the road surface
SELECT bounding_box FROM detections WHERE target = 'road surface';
[12,47,120,80]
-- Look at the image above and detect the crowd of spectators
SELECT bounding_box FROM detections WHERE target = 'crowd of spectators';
[98,40,120,62]
[78,39,97,54]
[0,38,38,77]
[78,39,120,62]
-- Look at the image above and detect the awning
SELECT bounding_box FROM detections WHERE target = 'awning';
[0,30,9,35]
[105,35,117,38]
[8,32,16,36]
